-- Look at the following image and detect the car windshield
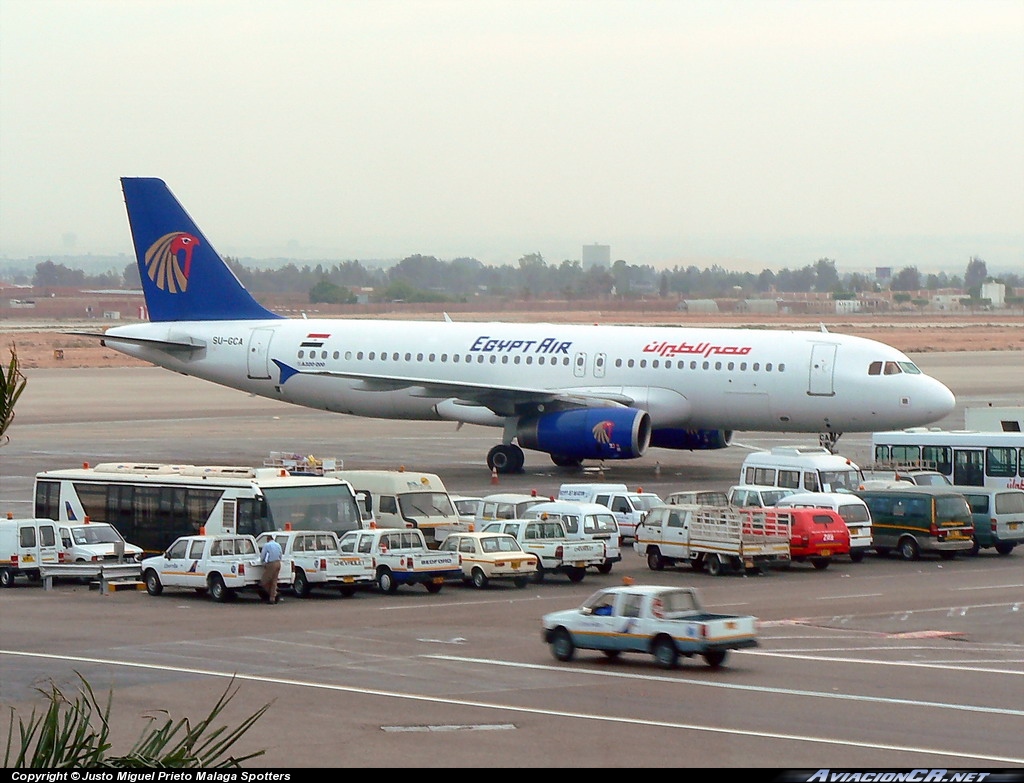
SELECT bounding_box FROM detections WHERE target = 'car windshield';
[398,492,457,518]
[820,470,861,492]
[631,494,664,511]
[764,489,795,506]
[915,474,952,486]
[71,524,123,545]
[480,536,522,554]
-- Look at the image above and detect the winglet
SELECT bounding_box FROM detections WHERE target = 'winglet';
[272,359,301,385]
[121,178,282,323]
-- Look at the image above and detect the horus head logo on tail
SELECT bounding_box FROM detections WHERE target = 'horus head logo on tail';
[145,232,201,293]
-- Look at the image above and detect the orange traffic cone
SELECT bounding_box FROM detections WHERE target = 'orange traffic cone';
[490,467,499,485]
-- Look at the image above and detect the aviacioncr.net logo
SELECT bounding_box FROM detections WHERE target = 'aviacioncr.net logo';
[145,232,200,294]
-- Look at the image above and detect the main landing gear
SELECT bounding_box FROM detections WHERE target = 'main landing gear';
[487,443,525,474]
[819,431,842,454]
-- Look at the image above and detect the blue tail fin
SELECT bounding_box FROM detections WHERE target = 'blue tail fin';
[121,177,281,322]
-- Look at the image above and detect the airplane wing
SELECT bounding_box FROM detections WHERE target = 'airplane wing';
[67,331,207,354]
[274,362,637,416]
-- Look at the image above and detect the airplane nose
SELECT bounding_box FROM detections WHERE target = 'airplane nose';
[926,378,956,419]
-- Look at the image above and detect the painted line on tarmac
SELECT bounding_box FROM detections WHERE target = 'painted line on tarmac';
[430,654,1024,715]
[2,648,1021,766]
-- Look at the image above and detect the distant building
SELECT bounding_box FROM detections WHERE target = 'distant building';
[875,267,892,282]
[980,281,1006,308]
[582,243,610,270]
[677,299,720,313]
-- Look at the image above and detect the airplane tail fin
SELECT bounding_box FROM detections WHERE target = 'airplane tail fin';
[121,177,281,322]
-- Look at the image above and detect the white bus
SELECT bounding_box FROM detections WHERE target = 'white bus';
[871,429,1024,490]
[34,462,367,555]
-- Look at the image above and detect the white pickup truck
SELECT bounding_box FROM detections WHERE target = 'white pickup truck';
[634,504,791,576]
[480,518,606,583]
[542,584,759,669]
[337,527,462,593]
[141,534,294,602]
[256,530,375,598]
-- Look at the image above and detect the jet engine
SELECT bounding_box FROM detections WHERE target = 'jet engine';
[516,407,652,461]
[649,428,733,450]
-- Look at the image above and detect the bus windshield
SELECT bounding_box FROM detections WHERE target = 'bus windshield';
[260,484,363,535]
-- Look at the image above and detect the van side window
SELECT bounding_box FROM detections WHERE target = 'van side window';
[379,496,398,514]
[803,472,819,492]
[19,527,37,548]
[778,470,800,489]
[39,526,56,547]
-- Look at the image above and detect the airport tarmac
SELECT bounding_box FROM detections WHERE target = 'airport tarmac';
[0,350,1022,768]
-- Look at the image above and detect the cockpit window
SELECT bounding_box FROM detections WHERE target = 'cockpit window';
[883,361,902,375]
[869,361,882,376]
[898,361,921,374]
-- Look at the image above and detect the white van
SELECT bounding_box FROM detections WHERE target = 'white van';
[775,492,874,562]
[727,485,798,508]
[556,483,663,542]
[336,470,462,546]
[58,521,143,564]
[476,493,550,525]
[666,489,729,507]
[0,517,61,587]
[521,500,622,573]
[740,446,862,494]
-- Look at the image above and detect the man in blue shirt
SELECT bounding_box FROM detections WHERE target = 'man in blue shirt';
[260,537,284,604]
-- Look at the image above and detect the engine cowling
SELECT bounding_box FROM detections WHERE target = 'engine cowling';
[650,428,733,450]
[517,407,652,461]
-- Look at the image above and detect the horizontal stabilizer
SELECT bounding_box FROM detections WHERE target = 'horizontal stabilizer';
[68,331,207,353]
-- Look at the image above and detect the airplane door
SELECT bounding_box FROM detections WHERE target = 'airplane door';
[594,353,607,378]
[247,328,274,380]
[573,352,587,378]
[808,343,837,397]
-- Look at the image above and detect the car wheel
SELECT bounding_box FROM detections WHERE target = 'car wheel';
[208,574,228,602]
[849,550,865,563]
[967,540,981,556]
[939,550,958,561]
[513,576,529,589]
[0,568,14,588]
[533,565,546,584]
[652,637,679,669]
[597,561,613,574]
[566,567,586,583]
[995,542,1015,556]
[703,650,728,669]
[601,650,621,660]
[471,568,489,589]
[424,581,443,594]
[550,628,575,662]
[292,568,311,598]
[377,568,398,594]
[339,586,356,597]
[812,557,831,570]
[706,554,725,577]
[646,549,665,571]
[143,570,162,596]
[898,538,920,561]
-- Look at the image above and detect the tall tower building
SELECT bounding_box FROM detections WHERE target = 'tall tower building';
[582,243,611,270]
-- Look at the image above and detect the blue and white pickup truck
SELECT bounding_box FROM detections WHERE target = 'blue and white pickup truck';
[541,584,759,669]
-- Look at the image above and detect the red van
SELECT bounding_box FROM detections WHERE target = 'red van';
[774,507,851,570]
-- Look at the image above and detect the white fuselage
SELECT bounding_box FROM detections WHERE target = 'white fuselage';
[102,318,955,435]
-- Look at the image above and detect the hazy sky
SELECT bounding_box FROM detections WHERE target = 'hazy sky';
[1,0,1022,273]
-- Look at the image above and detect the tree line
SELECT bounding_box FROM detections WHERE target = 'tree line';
[18,255,1018,306]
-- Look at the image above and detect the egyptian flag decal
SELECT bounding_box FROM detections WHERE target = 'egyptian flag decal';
[301,332,330,348]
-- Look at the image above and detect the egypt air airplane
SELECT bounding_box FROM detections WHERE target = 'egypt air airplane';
[91,177,955,474]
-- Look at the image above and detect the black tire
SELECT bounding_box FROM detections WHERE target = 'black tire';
[812,558,831,571]
[995,542,1015,556]
[939,550,958,561]
[292,568,311,598]
[377,568,398,594]
[550,628,575,662]
[533,565,546,584]
[597,561,613,574]
[898,538,920,561]
[513,576,529,589]
[208,574,228,602]
[425,581,443,594]
[0,568,14,588]
[566,567,586,583]
[703,650,728,669]
[652,637,679,669]
[706,554,725,577]
[143,569,162,596]
[487,444,525,474]
[646,549,665,571]
[339,586,356,597]
[967,539,980,556]
[471,568,489,589]
[601,650,621,660]
[849,550,865,563]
